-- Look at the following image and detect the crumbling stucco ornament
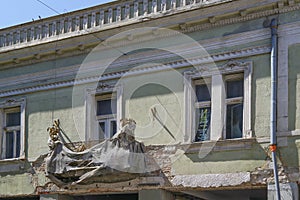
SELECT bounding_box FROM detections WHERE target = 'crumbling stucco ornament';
[45,118,157,186]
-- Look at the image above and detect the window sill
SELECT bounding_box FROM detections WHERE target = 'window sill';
[184,137,256,154]
[0,156,26,173]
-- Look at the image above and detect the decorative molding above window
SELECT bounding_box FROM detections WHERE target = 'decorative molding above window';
[183,60,252,143]
[0,46,268,98]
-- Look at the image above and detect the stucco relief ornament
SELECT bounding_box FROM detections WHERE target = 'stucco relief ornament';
[45,119,156,186]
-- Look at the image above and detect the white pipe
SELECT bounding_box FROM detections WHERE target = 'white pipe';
[270,18,281,200]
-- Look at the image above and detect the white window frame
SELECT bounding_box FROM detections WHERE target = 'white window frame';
[0,98,26,160]
[183,60,252,143]
[85,84,123,141]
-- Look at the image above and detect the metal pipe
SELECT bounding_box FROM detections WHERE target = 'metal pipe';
[270,18,281,200]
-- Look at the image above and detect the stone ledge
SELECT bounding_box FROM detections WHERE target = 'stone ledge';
[183,138,256,154]
[0,158,27,173]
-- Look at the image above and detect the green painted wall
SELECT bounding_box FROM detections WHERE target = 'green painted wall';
[278,136,300,168]
[288,44,300,131]
[172,141,268,175]
[26,85,87,161]
[0,173,35,195]
[123,70,184,145]
[251,54,271,138]
[0,54,87,92]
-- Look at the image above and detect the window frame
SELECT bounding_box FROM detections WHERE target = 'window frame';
[194,78,212,142]
[96,93,117,139]
[0,98,26,161]
[224,73,244,139]
[85,84,123,141]
[183,60,252,143]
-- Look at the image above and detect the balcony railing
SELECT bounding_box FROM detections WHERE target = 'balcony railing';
[0,0,222,49]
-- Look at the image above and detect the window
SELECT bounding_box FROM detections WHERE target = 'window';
[112,9,117,22]
[225,74,244,139]
[2,107,21,159]
[184,60,252,143]
[194,78,211,142]
[96,93,117,139]
[120,7,125,20]
[86,84,123,142]
[104,11,109,24]
[0,99,25,160]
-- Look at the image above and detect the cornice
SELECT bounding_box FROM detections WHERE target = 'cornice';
[0,45,270,98]
[278,21,300,36]
[183,3,300,33]
[0,25,271,91]
[1,0,298,68]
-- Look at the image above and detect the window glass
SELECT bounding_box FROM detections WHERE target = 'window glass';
[4,130,21,159]
[196,84,211,102]
[138,2,144,16]
[6,112,21,126]
[96,13,100,26]
[97,99,117,116]
[110,120,117,137]
[226,103,243,139]
[64,21,68,33]
[112,9,117,22]
[56,22,60,35]
[166,0,171,10]
[5,132,14,159]
[121,7,125,20]
[195,107,211,141]
[88,15,92,27]
[157,0,162,11]
[148,0,153,13]
[72,18,76,31]
[226,79,243,98]
[79,17,84,29]
[16,130,20,158]
[195,80,211,142]
[48,24,53,36]
[99,122,105,136]
[104,11,109,24]
[129,5,134,18]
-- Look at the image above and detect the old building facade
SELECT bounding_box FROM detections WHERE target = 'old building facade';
[0,0,300,199]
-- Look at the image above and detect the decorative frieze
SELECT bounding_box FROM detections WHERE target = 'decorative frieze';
[0,45,269,98]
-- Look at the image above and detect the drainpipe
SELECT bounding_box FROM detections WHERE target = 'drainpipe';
[270,18,281,200]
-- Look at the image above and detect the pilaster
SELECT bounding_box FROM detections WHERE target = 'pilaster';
[139,189,174,200]
[268,183,299,200]
[40,194,74,200]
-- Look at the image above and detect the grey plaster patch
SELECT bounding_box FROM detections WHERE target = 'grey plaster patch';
[171,172,250,188]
